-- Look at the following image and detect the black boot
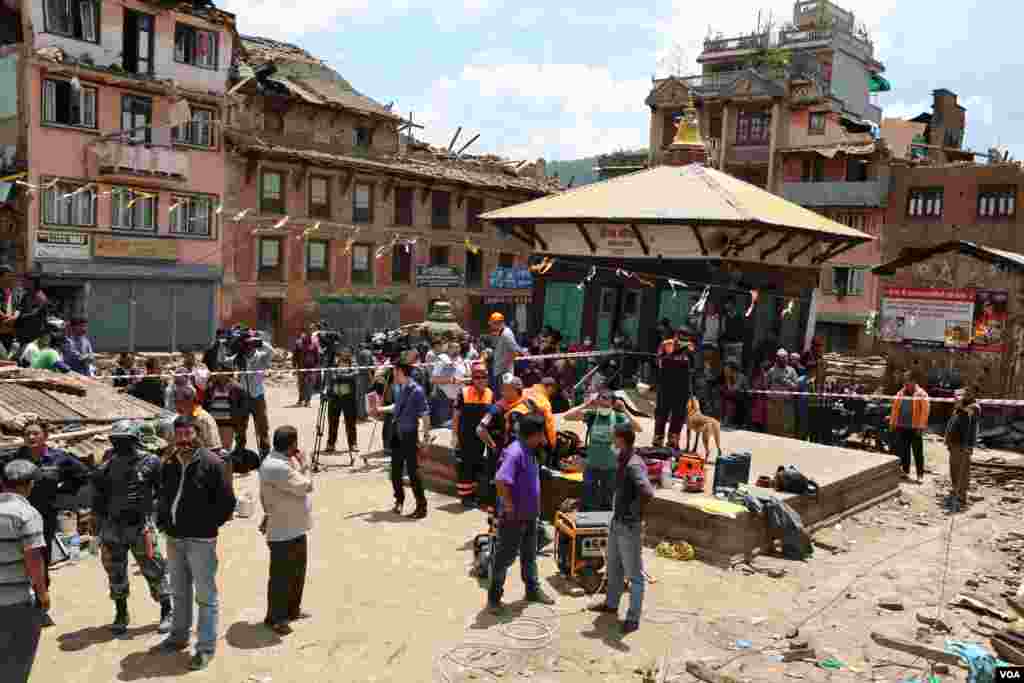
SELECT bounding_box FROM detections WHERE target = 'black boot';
[111,598,129,635]
[158,598,173,634]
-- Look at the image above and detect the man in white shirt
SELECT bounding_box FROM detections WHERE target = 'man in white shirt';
[259,426,313,635]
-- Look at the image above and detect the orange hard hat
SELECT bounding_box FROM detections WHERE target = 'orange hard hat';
[489,312,505,323]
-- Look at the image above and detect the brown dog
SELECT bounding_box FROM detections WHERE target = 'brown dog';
[686,397,722,461]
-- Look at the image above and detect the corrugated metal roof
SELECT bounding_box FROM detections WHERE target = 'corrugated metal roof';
[872,240,1024,275]
[481,163,874,242]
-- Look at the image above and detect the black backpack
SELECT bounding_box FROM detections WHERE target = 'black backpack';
[776,465,820,497]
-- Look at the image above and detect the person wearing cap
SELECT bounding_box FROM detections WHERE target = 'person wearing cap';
[488,312,522,394]
[154,415,236,670]
[371,362,429,518]
[323,348,361,457]
[653,326,694,449]
[226,331,274,456]
[524,377,558,459]
[562,388,641,511]
[429,343,462,428]
[0,458,48,682]
[12,418,90,626]
[587,422,654,635]
[25,331,69,373]
[452,364,494,508]
[487,414,555,614]
[92,421,172,635]
[62,317,94,376]
[767,348,798,436]
[174,383,222,452]
[476,374,530,507]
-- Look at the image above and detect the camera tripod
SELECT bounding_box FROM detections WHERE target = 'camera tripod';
[311,391,372,473]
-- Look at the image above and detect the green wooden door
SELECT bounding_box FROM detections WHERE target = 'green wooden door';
[597,287,618,349]
[542,282,583,344]
[658,289,693,331]
[620,289,641,346]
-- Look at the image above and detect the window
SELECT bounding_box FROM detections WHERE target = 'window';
[907,188,943,217]
[498,252,516,268]
[846,159,868,182]
[430,245,449,266]
[41,79,96,129]
[801,157,823,182]
[808,111,826,135]
[394,187,413,226]
[353,183,373,223]
[174,23,218,69]
[351,244,372,285]
[111,188,156,231]
[121,95,153,144]
[465,249,482,286]
[44,0,97,42]
[353,127,372,150]
[827,266,865,296]
[258,237,282,280]
[260,171,285,214]
[308,176,331,218]
[306,240,329,281]
[431,190,451,228]
[978,187,1016,218]
[263,110,284,135]
[172,107,214,147]
[42,181,96,227]
[122,11,154,75]
[466,197,485,233]
[169,196,212,237]
[736,111,770,145]
[392,242,412,283]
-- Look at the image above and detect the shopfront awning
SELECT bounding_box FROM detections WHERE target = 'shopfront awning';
[35,261,223,282]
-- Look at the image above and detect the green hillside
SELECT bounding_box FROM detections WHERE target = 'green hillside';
[546,157,598,186]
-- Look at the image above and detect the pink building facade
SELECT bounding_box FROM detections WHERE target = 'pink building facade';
[3,0,235,350]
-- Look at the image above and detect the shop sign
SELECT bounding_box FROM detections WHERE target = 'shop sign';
[483,294,531,305]
[35,230,90,260]
[94,234,177,261]
[879,287,1008,351]
[416,265,464,288]
[489,266,533,289]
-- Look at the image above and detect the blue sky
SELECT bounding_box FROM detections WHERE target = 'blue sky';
[222,0,1022,162]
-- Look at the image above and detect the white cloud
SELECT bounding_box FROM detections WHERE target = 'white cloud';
[409,61,650,160]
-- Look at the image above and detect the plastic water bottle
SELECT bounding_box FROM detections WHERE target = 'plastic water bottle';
[69,534,81,562]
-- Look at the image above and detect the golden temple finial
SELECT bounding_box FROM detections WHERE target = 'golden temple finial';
[671,91,703,147]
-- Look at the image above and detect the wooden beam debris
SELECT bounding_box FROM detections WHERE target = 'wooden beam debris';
[869,632,966,668]
[456,133,480,158]
[576,223,597,254]
[447,126,462,153]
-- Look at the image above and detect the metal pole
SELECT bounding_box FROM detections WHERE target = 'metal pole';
[170,287,177,353]
[128,282,136,353]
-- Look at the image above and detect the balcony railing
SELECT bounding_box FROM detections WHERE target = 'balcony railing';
[702,33,770,54]
[703,24,873,58]
[781,180,887,208]
[729,145,771,163]
[95,140,189,180]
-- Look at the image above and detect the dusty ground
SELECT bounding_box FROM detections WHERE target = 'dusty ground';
[28,385,1022,682]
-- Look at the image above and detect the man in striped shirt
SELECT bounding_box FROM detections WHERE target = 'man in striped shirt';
[0,459,49,683]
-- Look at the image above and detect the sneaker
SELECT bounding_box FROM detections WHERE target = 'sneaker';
[41,613,55,628]
[622,620,640,635]
[525,589,555,606]
[269,622,293,635]
[408,506,428,520]
[189,652,214,671]
[587,603,617,614]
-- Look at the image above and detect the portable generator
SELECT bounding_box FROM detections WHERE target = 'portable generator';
[554,510,612,593]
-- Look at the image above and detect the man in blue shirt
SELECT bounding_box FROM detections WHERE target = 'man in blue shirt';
[488,414,555,614]
[373,362,429,519]
[62,317,94,376]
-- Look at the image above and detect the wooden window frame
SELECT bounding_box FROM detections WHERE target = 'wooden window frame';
[824,265,866,296]
[353,182,373,224]
[43,0,99,43]
[172,106,216,148]
[906,187,944,218]
[394,186,413,226]
[351,243,373,285]
[174,23,219,70]
[430,245,449,266]
[41,180,97,228]
[391,242,412,283]
[735,110,771,146]
[110,187,158,233]
[466,197,485,233]
[121,94,153,144]
[260,170,286,215]
[308,175,331,219]
[41,78,97,130]
[978,186,1016,219]
[808,111,826,135]
[465,248,483,286]
[258,237,283,281]
[305,239,330,282]
[122,9,155,75]
[168,195,214,237]
[431,190,451,229]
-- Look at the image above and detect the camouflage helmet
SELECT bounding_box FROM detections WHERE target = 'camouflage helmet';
[109,420,142,443]
[137,421,169,453]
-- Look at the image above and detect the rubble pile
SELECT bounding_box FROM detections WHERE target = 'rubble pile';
[821,353,888,391]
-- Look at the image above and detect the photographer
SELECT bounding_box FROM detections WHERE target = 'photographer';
[323,348,360,456]
[225,331,273,456]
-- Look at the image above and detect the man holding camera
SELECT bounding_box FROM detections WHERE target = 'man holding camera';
[227,332,273,456]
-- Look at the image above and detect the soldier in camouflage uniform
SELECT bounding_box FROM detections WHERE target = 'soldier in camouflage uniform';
[92,420,172,635]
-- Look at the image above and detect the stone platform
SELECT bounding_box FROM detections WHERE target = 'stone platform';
[415,424,901,564]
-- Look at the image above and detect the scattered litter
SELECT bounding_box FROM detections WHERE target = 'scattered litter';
[878,597,905,611]
[735,639,753,649]
[656,541,694,561]
[945,640,1008,683]
[818,657,844,670]
[751,617,767,625]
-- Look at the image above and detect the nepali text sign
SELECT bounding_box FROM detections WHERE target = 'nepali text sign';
[94,234,177,261]
[35,230,90,260]
[880,287,974,348]
[489,266,533,289]
[416,265,464,288]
